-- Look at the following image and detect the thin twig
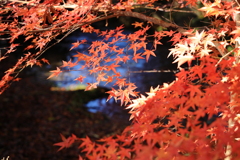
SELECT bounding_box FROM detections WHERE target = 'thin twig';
[215,49,235,66]
[129,69,179,74]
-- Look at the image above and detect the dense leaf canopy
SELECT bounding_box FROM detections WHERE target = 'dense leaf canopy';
[1,0,240,159]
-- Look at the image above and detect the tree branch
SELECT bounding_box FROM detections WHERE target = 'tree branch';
[112,10,186,33]
[0,9,187,34]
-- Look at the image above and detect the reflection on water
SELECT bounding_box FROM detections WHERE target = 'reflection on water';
[86,98,116,114]
[86,98,107,113]
[86,97,131,123]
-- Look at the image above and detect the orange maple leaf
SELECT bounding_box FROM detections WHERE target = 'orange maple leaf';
[41,58,50,65]
[107,63,120,74]
[70,41,81,51]
[0,56,7,61]
[231,27,240,39]
[142,49,156,62]
[47,67,62,79]
[85,82,98,91]
[75,76,86,83]
[165,30,175,37]
[132,21,144,28]
[129,42,140,55]
[103,76,113,84]
[122,55,130,63]
[54,134,77,151]
[132,53,144,63]
[199,3,223,17]
[26,59,37,67]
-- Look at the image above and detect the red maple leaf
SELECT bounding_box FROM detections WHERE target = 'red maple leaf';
[231,27,240,39]
[142,49,156,62]
[85,82,98,91]
[75,76,86,83]
[47,67,62,79]
[107,63,120,74]
[70,41,81,51]
[132,21,144,28]
[41,58,50,65]
[132,53,144,63]
[54,134,77,151]
[165,30,175,37]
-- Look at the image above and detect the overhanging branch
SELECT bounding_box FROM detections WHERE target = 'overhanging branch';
[1,0,189,34]
[0,9,187,34]
[113,10,186,33]
[0,2,226,57]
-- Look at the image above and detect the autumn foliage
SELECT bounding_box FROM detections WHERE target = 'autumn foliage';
[1,0,240,159]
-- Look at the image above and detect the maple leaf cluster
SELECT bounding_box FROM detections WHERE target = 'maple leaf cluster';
[55,56,240,160]
[51,1,240,159]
